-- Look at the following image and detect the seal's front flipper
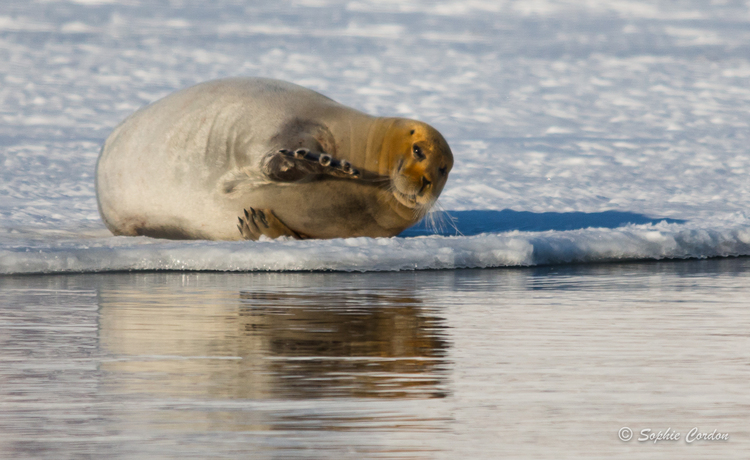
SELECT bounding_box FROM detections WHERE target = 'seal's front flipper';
[238,208,303,240]
[262,148,361,182]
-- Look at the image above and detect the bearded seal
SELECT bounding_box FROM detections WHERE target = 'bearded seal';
[96,77,453,240]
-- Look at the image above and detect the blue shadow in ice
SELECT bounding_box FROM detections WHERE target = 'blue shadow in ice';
[399,210,686,237]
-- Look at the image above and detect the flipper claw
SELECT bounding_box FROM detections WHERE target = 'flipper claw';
[237,208,302,241]
[263,148,364,182]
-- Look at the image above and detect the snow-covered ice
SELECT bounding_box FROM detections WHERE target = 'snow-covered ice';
[2,0,750,273]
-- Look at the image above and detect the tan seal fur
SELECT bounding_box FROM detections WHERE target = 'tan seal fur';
[96,77,453,240]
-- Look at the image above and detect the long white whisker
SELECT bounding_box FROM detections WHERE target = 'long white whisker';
[430,202,462,236]
[385,168,456,235]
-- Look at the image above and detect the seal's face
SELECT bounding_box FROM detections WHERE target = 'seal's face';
[384,120,454,213]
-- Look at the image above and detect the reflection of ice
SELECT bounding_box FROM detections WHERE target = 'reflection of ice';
[3,262,750,458]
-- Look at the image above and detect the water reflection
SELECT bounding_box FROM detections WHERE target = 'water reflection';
[240,290,449,399]
[98,277,450,401]
[2,260,750,458]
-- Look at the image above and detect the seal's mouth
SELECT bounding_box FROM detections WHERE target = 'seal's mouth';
[390,158,438,212]
[392,188,419,208]
[391,175,430,210]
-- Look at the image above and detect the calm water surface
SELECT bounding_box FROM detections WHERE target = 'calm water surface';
[2,259,749,459]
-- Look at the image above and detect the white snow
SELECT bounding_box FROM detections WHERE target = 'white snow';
[1,0,749,274]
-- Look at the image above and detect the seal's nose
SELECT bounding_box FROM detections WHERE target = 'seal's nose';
[418,176,432,196]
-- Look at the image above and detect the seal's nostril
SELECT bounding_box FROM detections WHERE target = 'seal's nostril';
[418,176,432,195]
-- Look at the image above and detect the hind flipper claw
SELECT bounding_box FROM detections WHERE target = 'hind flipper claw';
[237,208,303,240]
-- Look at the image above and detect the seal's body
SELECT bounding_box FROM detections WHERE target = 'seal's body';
[96,78,453,240]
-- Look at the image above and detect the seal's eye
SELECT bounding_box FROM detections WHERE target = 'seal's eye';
[439,166,447,177]
[413,144,425,160]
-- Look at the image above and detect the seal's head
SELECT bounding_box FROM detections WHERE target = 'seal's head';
[380,118,453,215]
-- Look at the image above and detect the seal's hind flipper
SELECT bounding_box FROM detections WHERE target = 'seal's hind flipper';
[262,148,361,182]
[238,208,303,240]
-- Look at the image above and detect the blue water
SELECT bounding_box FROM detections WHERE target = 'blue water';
[400,209,686,236]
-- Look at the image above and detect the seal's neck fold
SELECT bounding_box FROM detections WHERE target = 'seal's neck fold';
[366,117,399,176]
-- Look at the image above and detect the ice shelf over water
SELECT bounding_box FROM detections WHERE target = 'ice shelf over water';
[2,0,750,273]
